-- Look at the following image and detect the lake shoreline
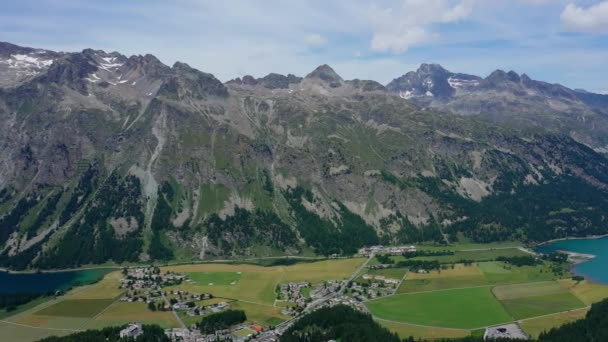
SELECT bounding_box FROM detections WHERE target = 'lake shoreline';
[536,236,608,285]
[534,234,608,248]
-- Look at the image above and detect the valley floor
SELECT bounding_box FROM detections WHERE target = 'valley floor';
[2,242,608,341]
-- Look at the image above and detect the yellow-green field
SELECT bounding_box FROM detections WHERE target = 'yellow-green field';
[519,308,589,338]
[163,258,364,306]
[377,319,471,340]
[368,257,608,339]
[3,253,608,342]
[0,258,364,342]
[398,262,564,294]
[1,271,126,341]
[91,302,180,329]
[0,321,72,342]
[367,287,512,329]
[493,281,569,300]
[559,279,608,305]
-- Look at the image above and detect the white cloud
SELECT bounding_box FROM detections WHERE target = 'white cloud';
[561,1,608,33]
[369,0,475,53]
[304,33,328,46]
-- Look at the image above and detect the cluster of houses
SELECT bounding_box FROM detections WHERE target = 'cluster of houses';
[277,282,310,308]
[348,280,395,301]
[165,327,233,342]
[120,266,187,291]
[119,288,163,304]
[358,245,417,256]
[166,290,228,317]
[310,280,341,299]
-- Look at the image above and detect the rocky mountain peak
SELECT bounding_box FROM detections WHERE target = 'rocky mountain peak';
[418,63,450,76]
[386,63,462,99]
[226,73,302,89]
[306,64,343,84]
[0,42,62,88]
[158,61,228,99]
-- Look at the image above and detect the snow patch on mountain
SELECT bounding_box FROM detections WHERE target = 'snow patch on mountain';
[448,77,480,89]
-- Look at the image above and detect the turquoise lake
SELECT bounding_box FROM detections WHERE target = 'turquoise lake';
[0,268,112,294]
[536,237,608,284]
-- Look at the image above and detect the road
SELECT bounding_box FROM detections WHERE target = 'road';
[262,254,374,338]
[161,291,186,329]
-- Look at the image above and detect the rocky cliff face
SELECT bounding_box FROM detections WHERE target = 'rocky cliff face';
[1,42,608,269]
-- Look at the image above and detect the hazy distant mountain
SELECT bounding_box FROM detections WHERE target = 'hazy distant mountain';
[387,63,608,150]
[1,42,608,270]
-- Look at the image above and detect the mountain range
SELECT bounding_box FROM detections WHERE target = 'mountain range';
[1,41,608,270]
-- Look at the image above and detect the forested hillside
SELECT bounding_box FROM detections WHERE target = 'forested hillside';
[2,42,608,269]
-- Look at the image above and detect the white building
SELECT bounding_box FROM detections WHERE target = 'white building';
[120,323,143,339]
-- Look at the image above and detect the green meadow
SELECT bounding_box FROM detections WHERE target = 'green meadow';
[367,287,511,329]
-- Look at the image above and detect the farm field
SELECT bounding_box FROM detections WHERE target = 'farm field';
[230,301,290,327]
[0,321,71,342]
[519,308,589,338]
[500,293,585,320]
[3,251,608,342]
[91,302,180,329]
[398,262,564,294]
[492,281,569,300]
[365,267,408,279]
[187,271,242,285]
[369,256,605,338]
[559,279,608,305]
[1,271,129,340]
[367,287,512,329]
[34,299,114,318]
[164,258,364,305]
[415,241,522,252]
[409,248,529,264]
[377,319,470,340]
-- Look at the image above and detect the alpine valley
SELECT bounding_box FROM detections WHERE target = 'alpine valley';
[2,41,608,270]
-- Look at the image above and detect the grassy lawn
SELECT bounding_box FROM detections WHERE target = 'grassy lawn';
[91,302,179,329]
[520,308,589,338]
[279,258,365,284]
[367,287,512,329]
[163,258,364,306]
[12,315,92,330]
[410,248,528,264]
[0,296,53,320]
[478,261,510,274]
[234,327,256,338]
[500,293,586,320]
[34,299,114,318]
[0,321,72,342]
[399,262,566,294]
[377,319,470,340]
[407,264,484,279]
[230,301,290,327]
[188,272,241,285]
[398,264,488,293]
[398,276,489,293]
[366,267,408,280]
[416,241,522,252]
[559,280,608,305]
[493,281,569,300]
[68,271,124,300]
[483,264,562,284]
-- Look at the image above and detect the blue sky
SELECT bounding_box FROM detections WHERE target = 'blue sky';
[1,0,607,92]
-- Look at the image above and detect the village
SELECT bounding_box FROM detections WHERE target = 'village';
[117,265,369,341]
[357,245,416,256]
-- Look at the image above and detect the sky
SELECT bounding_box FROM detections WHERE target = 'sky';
[1,0,607,93]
